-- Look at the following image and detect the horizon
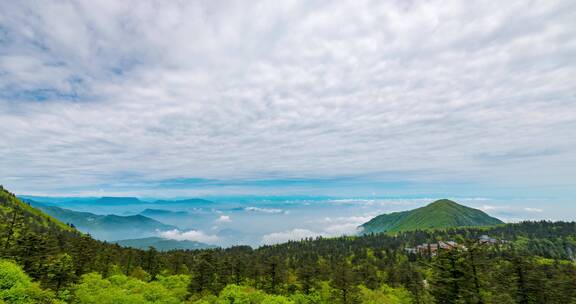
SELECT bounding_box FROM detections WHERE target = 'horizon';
[17,191,572,228]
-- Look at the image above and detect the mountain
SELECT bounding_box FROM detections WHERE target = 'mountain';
[19,196,150,210]
[19,196,216,208]
[139,208,189,217]
[18,195,98,204]
[113,237,216,251]
[62,196,146,206]
[138,208,190,225]
[27,201,176,241]
[153,198,216,205]
[94,197,144,205]
[360,199,504,234]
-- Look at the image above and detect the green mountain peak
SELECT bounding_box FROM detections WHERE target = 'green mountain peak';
[428,198,458,206]
[360,199,503,234]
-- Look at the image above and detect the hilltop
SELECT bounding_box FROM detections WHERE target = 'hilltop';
[360,199,504,234]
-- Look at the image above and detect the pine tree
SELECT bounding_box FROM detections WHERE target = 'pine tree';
[143,246,161,278]
[464,242,487,304]
[330,260,360,304]
[46,253,75,291]
[264,256,285,294]
[188,251,217,294]
[297,258,317,294]
[1,208,23,251]
[429,248,474,304]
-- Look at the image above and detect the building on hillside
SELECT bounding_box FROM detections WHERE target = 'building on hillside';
[406,236,505,256]
[478,235,502,245]
[404,247,417,254]
[414,241,461,256]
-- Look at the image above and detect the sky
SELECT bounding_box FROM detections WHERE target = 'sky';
[1,1,575,201]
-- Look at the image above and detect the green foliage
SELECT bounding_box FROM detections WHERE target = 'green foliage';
[191,284,413,304]
[190,284,296,304]
[428,246,576,304]
[0,260,58,304]
[358,285,413,304]
[73,273,189,304]
[429,248,481,303]
[156,274,191,301]
[46,254,75,292]
[330,261,360,304]
[361,199,503,234]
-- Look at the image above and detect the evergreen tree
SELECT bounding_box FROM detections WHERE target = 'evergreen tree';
[1,208,23,251]
[429,248,472,304]
[330,261,360,304]
[45,253,75,291]
[188,251,217,294]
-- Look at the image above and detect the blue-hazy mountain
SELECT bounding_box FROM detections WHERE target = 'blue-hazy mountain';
[153,198,216,205]
[56,196,146,206]
[25,199,176,240]
[19,196,217,207]
[139,208,189,217]
[138,208,190,224]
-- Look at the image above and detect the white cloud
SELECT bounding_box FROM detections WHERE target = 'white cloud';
[479,205,498,211]
[524,207,543,213]
[262,229,321,245]
[324,223,363,236]
[0,1,575,197]
[158,229,219,244]
[262,213,371,245]
[216,215,232,223]
[322,214,373,235]
[245,207,286,214]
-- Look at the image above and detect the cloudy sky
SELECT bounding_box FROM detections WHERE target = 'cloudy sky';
[1,0,575,198]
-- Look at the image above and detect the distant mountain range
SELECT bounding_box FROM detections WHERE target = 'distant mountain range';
[137,208,190,224]
[153,198,215,205]
[139,208,189,217]
[94,197,143,205]
[25,200,176,240]
[113,237,216,251]
[19,196,216,207]
[360,199,503,234]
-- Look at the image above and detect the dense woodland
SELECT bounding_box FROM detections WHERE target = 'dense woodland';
[1,186,575,303]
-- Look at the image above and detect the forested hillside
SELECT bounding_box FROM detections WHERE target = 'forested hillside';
[1,186,575,303]
[361,199,504,234]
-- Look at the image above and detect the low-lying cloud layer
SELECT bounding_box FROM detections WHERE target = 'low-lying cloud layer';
[158,229,219,244]
[215,215,231,223]
[261,214,372,245]
[245,207,287,214]
[0,1,575,197]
